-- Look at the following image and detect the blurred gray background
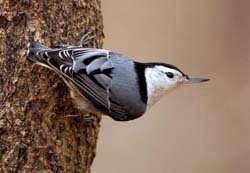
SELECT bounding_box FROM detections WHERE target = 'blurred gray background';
[92,0,249,173]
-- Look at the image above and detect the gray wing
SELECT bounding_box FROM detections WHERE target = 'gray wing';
[37,47,128,120]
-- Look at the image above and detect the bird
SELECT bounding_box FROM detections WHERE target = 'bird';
[26,41,209,121]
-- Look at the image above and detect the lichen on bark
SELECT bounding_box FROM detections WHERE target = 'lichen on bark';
[0,0,104,172]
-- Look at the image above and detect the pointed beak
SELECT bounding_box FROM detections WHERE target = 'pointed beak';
[183,76,210,84]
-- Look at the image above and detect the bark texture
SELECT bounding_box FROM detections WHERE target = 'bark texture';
[0,0,104,172]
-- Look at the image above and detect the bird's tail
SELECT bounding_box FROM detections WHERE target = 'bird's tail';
[27,41,50,63]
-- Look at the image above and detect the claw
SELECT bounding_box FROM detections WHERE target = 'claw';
[83,113,96,123]
[65,114,81,118]
[80,31,95,47]
[65,113,96,124]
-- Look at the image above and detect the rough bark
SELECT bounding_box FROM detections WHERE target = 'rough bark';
[0,0,104,172]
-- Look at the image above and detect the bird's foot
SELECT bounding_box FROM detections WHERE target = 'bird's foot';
[79,31,95,47]
[65,114,81,118]
[83,113,96,123]
[53,31,95,48]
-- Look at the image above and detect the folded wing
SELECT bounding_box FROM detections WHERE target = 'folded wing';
[37,47,128,121]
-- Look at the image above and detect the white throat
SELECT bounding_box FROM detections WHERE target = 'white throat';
[145,67,178,107]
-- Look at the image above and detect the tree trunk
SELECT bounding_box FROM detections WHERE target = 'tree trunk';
[0,0,103,172]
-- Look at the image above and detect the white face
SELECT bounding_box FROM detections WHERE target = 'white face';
[145,65,186,106]
[154,65,186,86]
[145,65,209,107]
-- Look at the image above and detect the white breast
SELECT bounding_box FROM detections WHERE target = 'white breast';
[145,68,167,107]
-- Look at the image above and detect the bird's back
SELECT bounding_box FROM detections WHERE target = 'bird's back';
[109,53,147,120]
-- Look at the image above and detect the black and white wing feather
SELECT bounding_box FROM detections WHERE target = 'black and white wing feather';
[33,46,127,121]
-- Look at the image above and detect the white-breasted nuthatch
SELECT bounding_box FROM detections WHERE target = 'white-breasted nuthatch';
[27,41,209,121]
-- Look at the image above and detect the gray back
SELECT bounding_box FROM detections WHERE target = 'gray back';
[110,53,147,119]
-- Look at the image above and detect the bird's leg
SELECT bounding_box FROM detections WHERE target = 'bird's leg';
[65,114,81,118]
[79,31,95,47]
[82,113,96,123]
[58,32,94,48]
[65,113,96,123]
[54,31,95,48]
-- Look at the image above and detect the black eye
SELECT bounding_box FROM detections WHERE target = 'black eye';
[166,72,174,78]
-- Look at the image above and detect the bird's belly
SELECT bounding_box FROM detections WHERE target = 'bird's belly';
[70,90,102,114]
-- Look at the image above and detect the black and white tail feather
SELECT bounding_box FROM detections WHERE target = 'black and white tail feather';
[27,42,128,121]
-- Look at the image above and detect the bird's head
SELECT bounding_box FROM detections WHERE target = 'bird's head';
[144,63,209,106]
